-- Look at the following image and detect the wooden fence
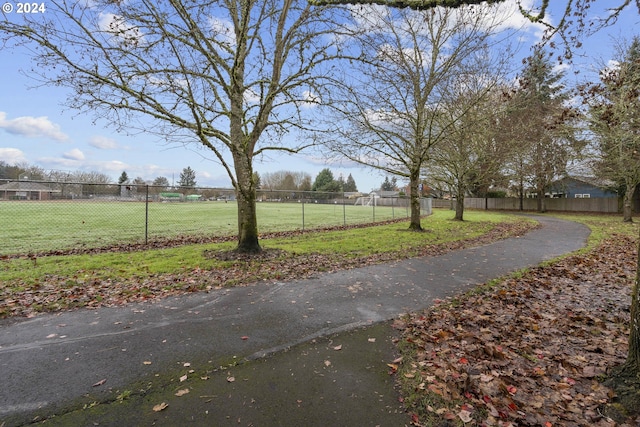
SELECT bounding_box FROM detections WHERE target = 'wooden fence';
[432,197,620,213]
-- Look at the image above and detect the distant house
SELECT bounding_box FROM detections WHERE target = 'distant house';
[371,190,400,198]
[0,181,61,200]
[548,176,618,199]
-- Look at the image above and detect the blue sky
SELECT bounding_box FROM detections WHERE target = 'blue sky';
[0,1,638,191]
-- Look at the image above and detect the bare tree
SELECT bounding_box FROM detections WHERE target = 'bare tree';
[261,171,312,191]
[1,0,344,253]
[425,84,516,221]
[583,37,640,222]
[316,0,640,406]
[310,0,639,42]
[323,4,514,230]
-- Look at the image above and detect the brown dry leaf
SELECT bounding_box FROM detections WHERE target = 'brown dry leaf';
[332,344,342,351]
[175,388,189,396]
[368,338,376,342]
[324,360,331,367]
[227,376,235,382]
[92,378,106,387]
[179,374,187,382]
[397,235,636,426]
[153,402,168,412]
[143,361,152,365]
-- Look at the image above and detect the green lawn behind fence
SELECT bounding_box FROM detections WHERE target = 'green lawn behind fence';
[0,200,409,255]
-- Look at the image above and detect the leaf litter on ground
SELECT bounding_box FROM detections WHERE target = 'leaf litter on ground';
[0,220,536,319]
[397,234,638,426]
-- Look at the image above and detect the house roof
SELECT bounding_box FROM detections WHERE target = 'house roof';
[558,175,617,190]
[372,190,400,197]
[0,181,61,192]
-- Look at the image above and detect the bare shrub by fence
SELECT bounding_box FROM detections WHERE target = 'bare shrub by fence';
[432,197,620,213]
[0,180,432,255]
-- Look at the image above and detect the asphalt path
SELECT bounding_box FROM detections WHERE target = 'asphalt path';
[0,215,590,426]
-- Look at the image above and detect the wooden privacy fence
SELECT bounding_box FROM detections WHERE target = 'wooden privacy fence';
[432,197,620,213]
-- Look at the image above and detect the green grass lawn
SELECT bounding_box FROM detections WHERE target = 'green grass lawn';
[0,200,409,255]
[0,210,522,287]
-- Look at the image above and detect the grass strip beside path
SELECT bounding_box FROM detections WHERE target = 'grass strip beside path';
[0,211,534,318]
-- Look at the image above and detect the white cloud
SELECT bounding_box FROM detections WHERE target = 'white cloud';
[96,160,129,173]
[607,59,620,69]
[63,148,85,161]
[552,62,572,77]
[0,112,68,141]
[89,135,119,149]
[243,88,261,105]
[208,16,236,48]
[478,0,549,39]
[300,90,320,108]
[348,4,391,33]
[98,13,145,47]
[0,147,27,164]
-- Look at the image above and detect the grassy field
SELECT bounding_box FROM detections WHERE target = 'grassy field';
[0,199,409,255]
[2,211,631,318]
[0,209,522,287]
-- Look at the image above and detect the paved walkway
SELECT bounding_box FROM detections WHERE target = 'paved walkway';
[0,216,590,426]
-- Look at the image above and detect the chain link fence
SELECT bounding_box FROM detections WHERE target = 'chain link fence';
[0,179,430,256]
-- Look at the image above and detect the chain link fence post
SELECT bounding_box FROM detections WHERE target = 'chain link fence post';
[145,184,149,244]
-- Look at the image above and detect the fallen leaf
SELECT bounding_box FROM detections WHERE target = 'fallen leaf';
[458,409,473,423]
[227,376,235,382]
[183,362,191,367]
[241,336,249,340]
[324,360,331,367]
[333,345,342,351]
[179,374,188,382]
[92,379,106,387]
[153,402,168,412]
[143,361,152,365]
[175,388,190,396]
[368,338,376,342]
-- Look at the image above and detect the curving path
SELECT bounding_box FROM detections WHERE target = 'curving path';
[0,215,590,426]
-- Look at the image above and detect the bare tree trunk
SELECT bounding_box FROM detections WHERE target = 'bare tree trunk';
[536,184,546,213]
[408,171,423,231]
[454,182,465,221]
[623,183,636,223]
[518,178,524,211]
[234,153,261,253]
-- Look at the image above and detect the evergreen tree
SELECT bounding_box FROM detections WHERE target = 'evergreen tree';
[344,173,358,192]
[506,48,580,212]
[312,168,342,193]
[380,176,398,191]
[178,166,197,189]
[118,171,129,185]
